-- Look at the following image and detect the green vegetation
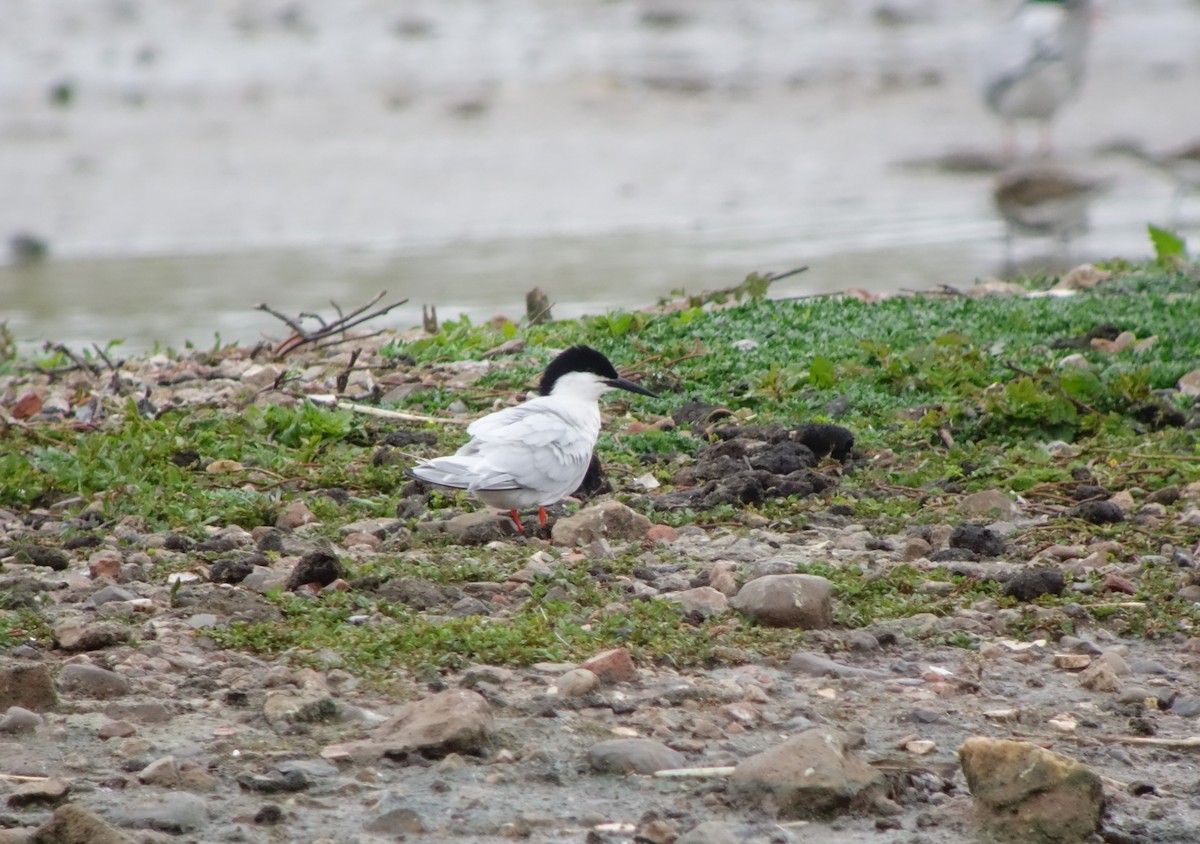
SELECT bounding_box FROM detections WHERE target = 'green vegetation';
[2,257,1198,673]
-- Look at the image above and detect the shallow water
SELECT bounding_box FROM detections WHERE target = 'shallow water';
[1,0,1198,350]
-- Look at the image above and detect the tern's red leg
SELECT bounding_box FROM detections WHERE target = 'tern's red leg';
[538,506,547,527]
[509,510,524,534]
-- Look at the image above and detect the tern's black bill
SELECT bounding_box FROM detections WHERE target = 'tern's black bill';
[606,377,658,399]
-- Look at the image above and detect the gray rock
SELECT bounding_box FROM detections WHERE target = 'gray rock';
[551,501,652,546]
[587,738,686,775]
[958,736,1103,843]
[0,662,58,711]
[556,668,600,698]
[1172,696,1200,718]
[676,820,740,844]
[57,663,131,698]
[88,585,139,607]
[445,510,517,544]
[730,574,833,628]
[136,755,180,787]
[276,758,339,778]
[730,728,882,818]
[663,586,729,618]
[52,619,132,651]
[114,792,208,834]
[960,489,1017,520]
[337,689,493,762]
[104,701,172,723]
[788,651,888,679]
[0,705,43,733]
[30,803,134,844]
[363,794,427,834]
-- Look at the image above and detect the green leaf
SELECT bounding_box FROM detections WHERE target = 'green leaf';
[1148,224,1187,265]
[810,355,836,389]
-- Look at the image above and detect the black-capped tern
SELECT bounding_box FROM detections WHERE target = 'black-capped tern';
[408,345,657,532]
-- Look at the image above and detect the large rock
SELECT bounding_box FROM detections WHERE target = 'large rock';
[958,737,1104,843]
[729,574,833,628]
[730,728,881,818]
[587,738,686,775]
[551,501,651,546]
[53,620,132,652]
[334,689,493,762]
[31,804,135,844]
[0,662,58,712]
[57,664,130,699]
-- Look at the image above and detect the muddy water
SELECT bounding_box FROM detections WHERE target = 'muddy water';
[1,0,1198,350]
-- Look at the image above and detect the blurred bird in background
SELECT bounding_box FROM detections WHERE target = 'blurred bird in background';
[981,0,1094,159]
[992,165,1111,266]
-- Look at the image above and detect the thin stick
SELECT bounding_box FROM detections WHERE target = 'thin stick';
[0,773,50,782]
[653,766,736,778]
[1101,736,1200,748]
[307,395,465,425]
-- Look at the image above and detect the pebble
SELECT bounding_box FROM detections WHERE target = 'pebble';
[0,705,44,733]
[57,663,131,698]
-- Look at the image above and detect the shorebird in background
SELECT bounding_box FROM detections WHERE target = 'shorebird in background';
[981,0,1093,158]
[992,165,1111,264]
[408,345,657,532]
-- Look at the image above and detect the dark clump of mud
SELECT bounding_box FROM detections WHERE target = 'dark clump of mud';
[652,421,855,511]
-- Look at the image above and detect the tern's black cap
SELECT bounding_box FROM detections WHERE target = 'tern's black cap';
[538,345,620,396]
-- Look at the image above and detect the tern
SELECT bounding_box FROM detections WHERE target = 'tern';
[981,0,1092,158]
[408,345,657,532]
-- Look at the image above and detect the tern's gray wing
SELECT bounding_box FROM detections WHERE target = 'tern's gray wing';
[412,401,593,499]
[461,402,593,497]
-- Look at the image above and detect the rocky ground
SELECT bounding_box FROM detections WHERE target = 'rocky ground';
[3,287,1200,843]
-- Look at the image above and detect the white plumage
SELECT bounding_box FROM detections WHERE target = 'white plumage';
[408,346,656,530]
[981,0,1092,156]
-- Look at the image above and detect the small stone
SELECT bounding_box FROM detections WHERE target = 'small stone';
[333,689,493,763]
[959,490,1016,520]
[949,524,1006,557]
[276,499,317,529]
[556,668,600,698]
[57,663,130,698]
[1177,369,1200,397]
[730,574,833,629]
[137,755,180,787]
[13,545,70,571]
[30,803,135,844]
[104,701,171,723]
[1101,573,1137,595]
[363,805,427,835]
[236,770,310,793]
[0,705,44,733]
[1003,568,1065,602]
[285,550,345,591]
[7,776,70,808]
[958,737,1103,842]
[587,738,685,775]
[646,524,678,544]
[114,792,209,834]
[579,648,638,684]
[902,537,932,561]
[0,663,58,712]
[98,720,136,740]
[444,510,516,544]
[676,820,739,844]
[209,558,256,584]
[663,586,728,618]
[1052,654,1092,670]
[634,818,678,844]
[551,501,652,546]
[1073,500,1124,524]
[730,728,882,819]
[53,619,132,651]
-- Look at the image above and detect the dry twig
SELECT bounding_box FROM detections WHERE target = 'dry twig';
[258,292,408,357]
